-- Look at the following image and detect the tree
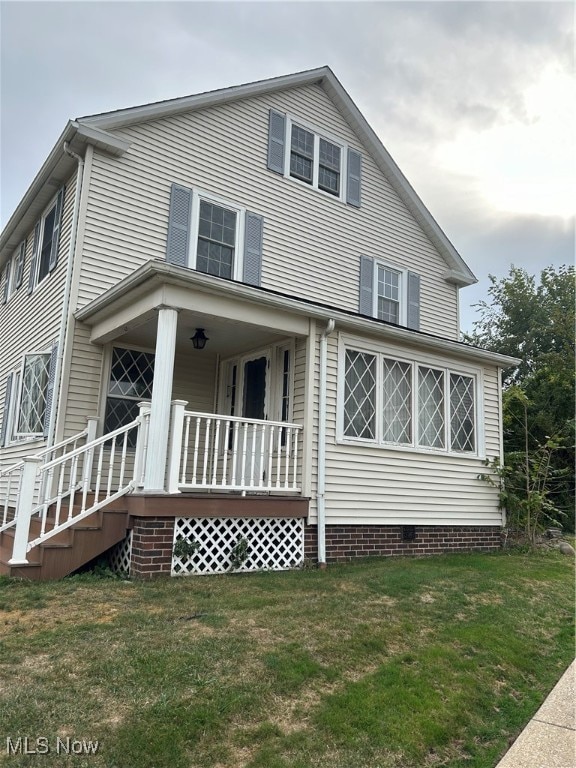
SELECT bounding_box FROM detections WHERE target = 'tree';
[465,265,575,533]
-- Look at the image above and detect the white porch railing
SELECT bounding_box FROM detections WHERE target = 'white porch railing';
[6,406,150,565]
[169,406,302,493]
[0,419,99,533]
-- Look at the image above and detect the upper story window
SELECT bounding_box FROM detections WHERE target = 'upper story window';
[196,199,238,279]
[359,255,420,331]
[166,183,264,288]
[340,343,480,456]
[28,187,65,294]
[268,109,362,207]
[289,124,342,197]
[1,257,13,305]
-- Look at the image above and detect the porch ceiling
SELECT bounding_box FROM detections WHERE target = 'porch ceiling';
[77,265,310,346]
[119,310,292,357]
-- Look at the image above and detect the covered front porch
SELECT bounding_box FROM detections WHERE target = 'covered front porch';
[75,262,316,499]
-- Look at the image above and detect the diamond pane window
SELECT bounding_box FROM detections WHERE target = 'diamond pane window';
[382,358,412,444]
[450,374,475,452]
[197,201,236,279]
[105,348,155,440]
[344,350,376,439]
[17,354,50,435]
[417,367,445,448]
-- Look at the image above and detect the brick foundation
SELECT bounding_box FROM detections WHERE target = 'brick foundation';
[304,524,502,562]
[130,517,175,579]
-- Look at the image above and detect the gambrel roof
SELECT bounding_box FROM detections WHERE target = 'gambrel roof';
[1,66,476,286]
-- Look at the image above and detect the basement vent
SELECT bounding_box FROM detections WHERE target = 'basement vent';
[402,525,417,542]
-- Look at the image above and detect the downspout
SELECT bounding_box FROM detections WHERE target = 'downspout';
[46,142,84,447]
[317,318,335,567]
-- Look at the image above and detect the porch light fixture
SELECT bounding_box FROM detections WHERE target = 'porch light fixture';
[191,328,209,350]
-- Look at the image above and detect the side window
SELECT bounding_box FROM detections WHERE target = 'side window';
[1,258,12,304]
[104,347,155,443]
[28,188,65,293]
[17,354,51,436]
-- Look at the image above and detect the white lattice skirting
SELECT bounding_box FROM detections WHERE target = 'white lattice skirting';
[172,517,304,576]
[108,531,133,577]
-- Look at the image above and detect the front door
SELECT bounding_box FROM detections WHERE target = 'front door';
[241,354,269,484]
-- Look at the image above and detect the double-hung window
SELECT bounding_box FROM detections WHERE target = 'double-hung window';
[288,119,344,198]
[377,265,403,324]
[196,199,238,279]
[342,344,479,455]
[29,188,65,293]
[1,258,13,304]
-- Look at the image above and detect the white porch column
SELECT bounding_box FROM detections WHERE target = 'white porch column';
[143,306,179,492]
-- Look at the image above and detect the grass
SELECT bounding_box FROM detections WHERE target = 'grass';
[0,548,573,768]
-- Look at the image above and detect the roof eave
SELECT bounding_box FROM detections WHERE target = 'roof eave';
[76,261,520,368]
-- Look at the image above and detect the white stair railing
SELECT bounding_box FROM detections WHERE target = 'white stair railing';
[171,406,302,493]
[0,419,98,533]
[7,407,150,565]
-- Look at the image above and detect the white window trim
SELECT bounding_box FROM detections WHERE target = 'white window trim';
[101,344,156,436]
[188,188,245,281]
[13,351,51,440]
[374,261,408,326]
[283,114,348,202]
[33,194,60,290]
[336,334,485,459]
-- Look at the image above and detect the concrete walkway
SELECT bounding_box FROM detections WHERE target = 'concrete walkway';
[496,661,575,768]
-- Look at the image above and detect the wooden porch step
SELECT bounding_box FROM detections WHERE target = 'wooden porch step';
[0,507,130,581]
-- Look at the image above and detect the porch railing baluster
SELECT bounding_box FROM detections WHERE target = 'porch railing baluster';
[174,410,302,494]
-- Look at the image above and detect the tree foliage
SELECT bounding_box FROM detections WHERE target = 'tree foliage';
[466,265,575,532]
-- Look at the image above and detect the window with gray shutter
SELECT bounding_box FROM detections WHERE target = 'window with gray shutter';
[14,240,26,289]
[166,184,192,267]
[43,342,58,439]
[48,187,65,273]
[243,212,264,286]
[407,272,421,330]
[0,373,14,447]
[359,255,374,316]
[28,221,41,294]
[347,148,362,207]
[267,110,286,174]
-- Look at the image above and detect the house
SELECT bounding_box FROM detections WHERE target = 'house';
[0,67,519,580]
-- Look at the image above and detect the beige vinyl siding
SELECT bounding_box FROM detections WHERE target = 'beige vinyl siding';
[75,84,459,338]
[0,173,77,467]
[319,334,503,527]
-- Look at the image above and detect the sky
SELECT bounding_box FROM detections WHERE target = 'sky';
[1,0,574,333]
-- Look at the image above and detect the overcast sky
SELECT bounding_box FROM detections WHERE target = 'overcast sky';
[1,1,574,332]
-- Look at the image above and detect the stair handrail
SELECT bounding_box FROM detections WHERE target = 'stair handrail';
[0,419,98,532]
[8,408,150,565]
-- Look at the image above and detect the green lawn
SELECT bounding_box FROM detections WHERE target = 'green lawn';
[0,549,573,768]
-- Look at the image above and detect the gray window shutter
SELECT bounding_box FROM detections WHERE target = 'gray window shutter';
[43,342,58,439]
[359,255,374,316]
[0,373,13,447]
[14,240,26,289]
[407,272,421,330]
[267,110,286,174]
[166,184,192,267]
[28,221,41,294]
[1,263,8,305]
[48,186,65,273]
[347,148,362,208]
[243,212,264,286]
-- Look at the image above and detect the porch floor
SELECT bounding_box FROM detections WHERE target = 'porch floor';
[125,493,310,520]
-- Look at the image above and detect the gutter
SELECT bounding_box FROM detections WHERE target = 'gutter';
[76,261,521,368]
[46,143,84,448]
[317,319,335,567]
